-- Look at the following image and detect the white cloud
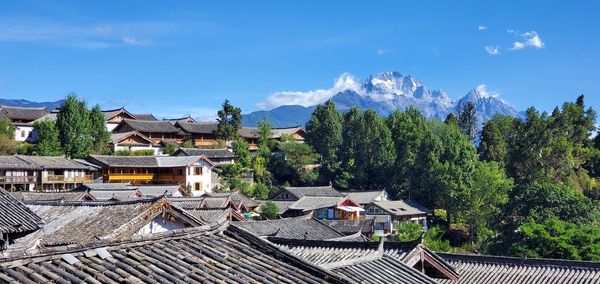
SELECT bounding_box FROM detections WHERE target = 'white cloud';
[478,25,488,31]
[122,36,152,46]
[484,45,501,55]
[510,31,544,50]
[474,84,500,98]
[376,48,393,55]
[256,73,363,110]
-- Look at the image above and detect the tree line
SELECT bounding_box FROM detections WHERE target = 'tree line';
[0,94,111,158]
[304,96,600,260]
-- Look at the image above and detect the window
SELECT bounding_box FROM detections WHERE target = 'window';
[21,130,26,138]
[194,183,201,191]
[194,167,202,175]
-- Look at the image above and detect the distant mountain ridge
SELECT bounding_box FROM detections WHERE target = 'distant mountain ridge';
[0,99,64,110]
[243,71,521,127]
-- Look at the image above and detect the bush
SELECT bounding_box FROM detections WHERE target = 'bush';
[424,225,452,252]
[17,142,34,155]
[260,201,279,220]
[395,222,423,241]
[131,149,155,156]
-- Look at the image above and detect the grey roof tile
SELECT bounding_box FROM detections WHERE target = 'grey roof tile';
[233,216,346,240]
[0,106,48,122]
[0,188,44,234]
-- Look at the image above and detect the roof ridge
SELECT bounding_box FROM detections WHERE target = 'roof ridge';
[24,196,162,206]
[0,221,229,262]
[438,252,600,269]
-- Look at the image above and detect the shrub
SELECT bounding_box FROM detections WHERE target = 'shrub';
[395,222,423,241]
[260,201,279,220]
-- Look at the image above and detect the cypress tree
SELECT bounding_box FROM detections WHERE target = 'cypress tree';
[90,104,111,154]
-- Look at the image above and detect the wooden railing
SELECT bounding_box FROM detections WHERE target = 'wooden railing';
[107,173,184,182]
[0,176,36,183]
[42,175,94,183]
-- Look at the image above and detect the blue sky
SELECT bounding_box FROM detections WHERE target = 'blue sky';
[0,1,598,119]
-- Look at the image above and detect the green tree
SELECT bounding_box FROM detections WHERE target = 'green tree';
[32,119,63,156]
[395,222,423,241]
[509,217,600,261]
[387,107,434,198]
[478,121,508,168]
[429,122,478,226]
[182,134,195,148]
[464,161,513,247]
[257,119,273,158]
[458,101,477,142]
[56,94,93,158]
[161,143,178,155]
[260,201,279,220]
[305,100,343,184]
[232,137,251,168]
[215,99,242,140]
[0,119,15,138]
[444,113,458,126]
[89,104,111,154]
[270,142,319,186]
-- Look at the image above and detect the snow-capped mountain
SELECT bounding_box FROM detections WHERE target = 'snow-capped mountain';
[243,71,521,127]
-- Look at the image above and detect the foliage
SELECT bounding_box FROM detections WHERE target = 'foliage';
[260,201,279,220]
[232,138,251,168]
[424,226,452,252]
[161,143,178,155]
[478,121,508,168]
[115,149,155,156]
[509,217,600,261]
[215,99,242,140]
[0,136,17,155]
[89,104,111,154]
[182,135,195,148]
[395,222,423,241]
[463,161,513,247]
[0,119,15,138]
[444,113,458,126]
[220,163,243,178]
[305,100,343,184]
[32,119,62,156]
[56,94,93,158]
[269,142,319,186]
[17,142,34,155]
[337,108,395,190]
[458,101,477,141]
[371,235,382,242]
[257,119,274,158]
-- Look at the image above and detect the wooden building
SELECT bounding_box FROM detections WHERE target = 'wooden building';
[112,119,184,145]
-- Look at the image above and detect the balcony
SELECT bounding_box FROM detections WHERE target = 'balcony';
[107,173,184,183]
[42,175,94,183]
[0,176,36,183]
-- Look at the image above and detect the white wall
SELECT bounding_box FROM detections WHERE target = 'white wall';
[113,144,161,155]
[186,160,213,196]
[135,214,187,235]
[14,126,34,142]
[106,122,118,132]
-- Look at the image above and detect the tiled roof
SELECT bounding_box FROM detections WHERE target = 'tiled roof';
[258,200,296,214]
[289,196,347,211]
[438,253,600,284]
[184,208,245,224]
[76,183,131,191]
[110,130,156,145]
[86,189,142,201]
[175,148,236,159]
[175,122,218,134]
[133,113,158,121]
[9,191,86,202]
[167,197,206,209]
[279,185,346,199]
[233,216,347,240]
[332,255,439,284]
[0,224,348,284]
[322,219,375,235]
[10,197,199,250]
[16,155,91,170]
[207,191,259,208]
[87,155,212,168]
[0,106,48,122]
[373,199,431,217]
[116,118,182,133]
[0,188,43,234]
[343,190,388,204]
[0,156,38,170]
[136,185,182,197]
[269,238,445,284]
[238,126,306,139]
